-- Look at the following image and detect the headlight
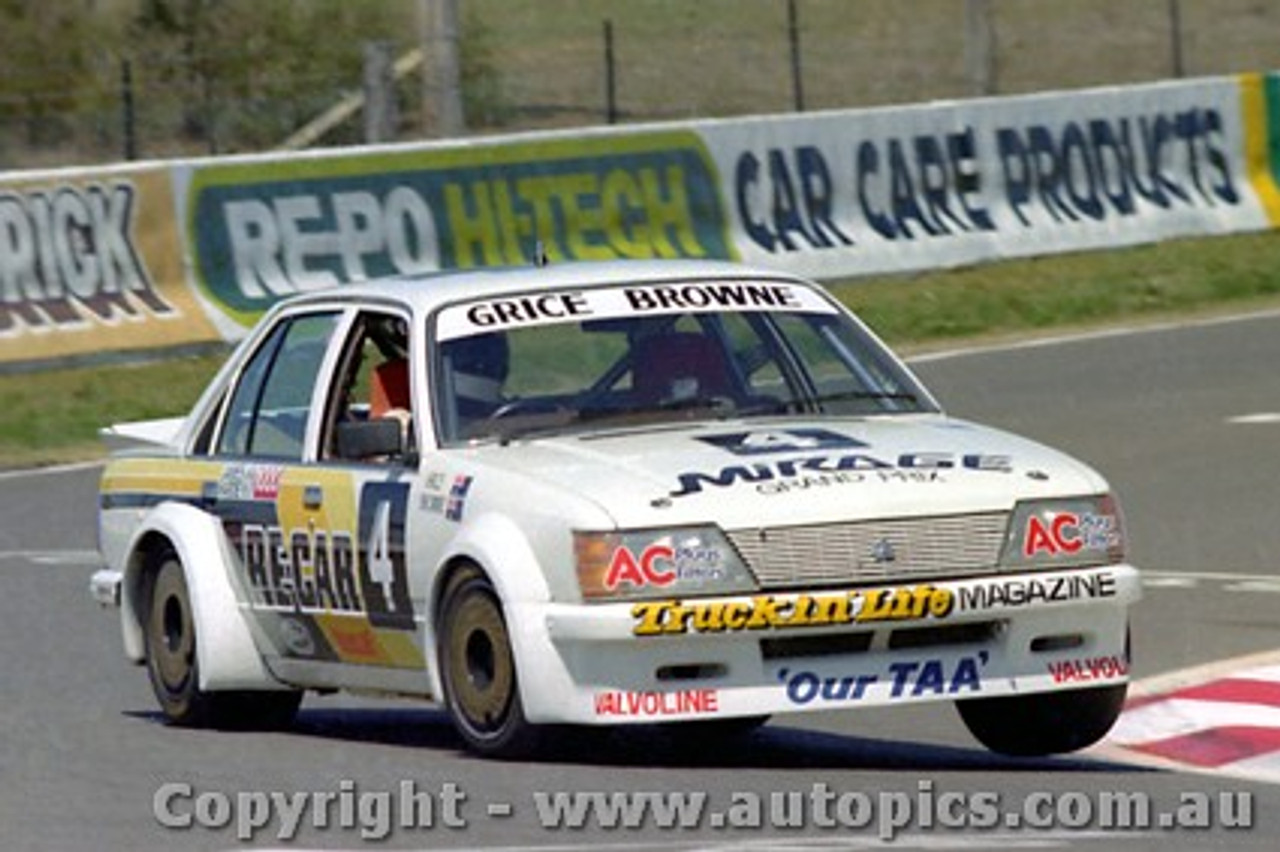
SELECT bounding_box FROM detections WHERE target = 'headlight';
[574,526,757,601]
[1000,494,1126,569]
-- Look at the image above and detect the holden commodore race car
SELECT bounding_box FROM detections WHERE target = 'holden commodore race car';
[91,259,1138,758]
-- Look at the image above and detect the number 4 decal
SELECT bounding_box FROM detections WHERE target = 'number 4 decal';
[367,500,398,612]
[357,482,414,630]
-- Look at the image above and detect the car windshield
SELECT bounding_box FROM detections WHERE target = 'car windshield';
[431,280,937,444]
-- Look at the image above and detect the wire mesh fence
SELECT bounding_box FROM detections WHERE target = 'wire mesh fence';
[2,0,1278,172]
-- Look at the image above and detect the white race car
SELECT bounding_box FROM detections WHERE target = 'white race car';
[92,259,1138,758]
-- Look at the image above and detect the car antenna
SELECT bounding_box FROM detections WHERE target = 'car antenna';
[533,240,549,267]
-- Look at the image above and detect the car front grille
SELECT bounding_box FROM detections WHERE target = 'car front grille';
[726,511,1010,589]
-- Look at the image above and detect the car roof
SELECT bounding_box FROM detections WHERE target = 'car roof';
[279,259,812,314]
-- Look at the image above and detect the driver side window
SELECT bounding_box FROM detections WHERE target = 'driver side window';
[322,311,413,463]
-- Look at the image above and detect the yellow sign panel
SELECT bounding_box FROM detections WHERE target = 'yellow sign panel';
[0,167,221,364]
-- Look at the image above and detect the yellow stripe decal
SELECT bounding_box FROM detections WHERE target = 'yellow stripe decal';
[1239,73,1280,225]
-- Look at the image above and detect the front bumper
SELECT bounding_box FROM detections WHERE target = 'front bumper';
[90,567,123,608]
[514,564,1140,725]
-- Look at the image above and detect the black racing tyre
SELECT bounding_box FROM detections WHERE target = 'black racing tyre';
[144,552,301,730]
[145,554,213,726]
[437,565,539,758]
[956,683,1127,757]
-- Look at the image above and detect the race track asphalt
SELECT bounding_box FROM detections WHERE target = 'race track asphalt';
[2,311,1278,851]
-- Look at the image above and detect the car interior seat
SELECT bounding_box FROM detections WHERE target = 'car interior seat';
[370,358,410,419]
[631,332,734,405]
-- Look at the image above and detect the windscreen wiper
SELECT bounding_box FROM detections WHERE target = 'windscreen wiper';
[808,389,920,409]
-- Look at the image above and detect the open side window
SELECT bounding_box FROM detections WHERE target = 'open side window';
[320,311,414,463]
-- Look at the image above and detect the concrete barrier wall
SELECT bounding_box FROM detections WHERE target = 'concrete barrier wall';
[4,73,1279,367]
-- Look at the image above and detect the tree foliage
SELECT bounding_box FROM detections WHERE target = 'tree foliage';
[0,1,123,147]
[0,0,503,164]
[127,0,406,151]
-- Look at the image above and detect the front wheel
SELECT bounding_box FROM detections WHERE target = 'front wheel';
[144,553,300,730]
[437,566,539,758]
[956,683,1127,757]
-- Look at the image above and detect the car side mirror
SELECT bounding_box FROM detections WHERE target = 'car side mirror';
[336,418,404,461]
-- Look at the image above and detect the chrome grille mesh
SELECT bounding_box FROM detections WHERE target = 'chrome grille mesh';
[726,512,1010,588]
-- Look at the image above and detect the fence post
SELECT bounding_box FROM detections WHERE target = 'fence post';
[363,41,398,143]
[603,19,618,124]
[121,58,137,161]
[202,74,219,155]
[420,0,464,137]
[964,0,996,96]
[788,0,805,112]
[1168,0,1185,77]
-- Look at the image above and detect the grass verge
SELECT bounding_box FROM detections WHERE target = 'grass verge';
[3,230,1279,470]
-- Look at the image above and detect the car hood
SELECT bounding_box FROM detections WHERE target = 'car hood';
[463,415,1109,529]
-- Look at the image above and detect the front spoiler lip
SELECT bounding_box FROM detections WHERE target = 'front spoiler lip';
[90,568,122,608]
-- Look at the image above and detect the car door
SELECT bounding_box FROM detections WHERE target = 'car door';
[291,308,431,693]
[204,307,430,695]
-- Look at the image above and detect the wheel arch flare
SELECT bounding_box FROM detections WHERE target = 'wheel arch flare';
[121,502,285,691]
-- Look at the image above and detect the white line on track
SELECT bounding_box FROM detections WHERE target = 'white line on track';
[0,549,101,565]
[1139,569,1280,593]
[904,303,1280,365]
[0,459,101,482]
[1226,412,1280,425]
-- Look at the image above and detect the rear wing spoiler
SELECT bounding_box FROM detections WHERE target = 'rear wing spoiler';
[99,416,188,454]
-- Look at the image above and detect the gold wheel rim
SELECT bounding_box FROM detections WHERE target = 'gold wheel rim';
[447,591,514,732]
[150,566,195,692]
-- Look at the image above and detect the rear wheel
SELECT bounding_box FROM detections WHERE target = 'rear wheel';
[956,683,1127,756]
[144,552,300,729]
[438,565,539,758]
